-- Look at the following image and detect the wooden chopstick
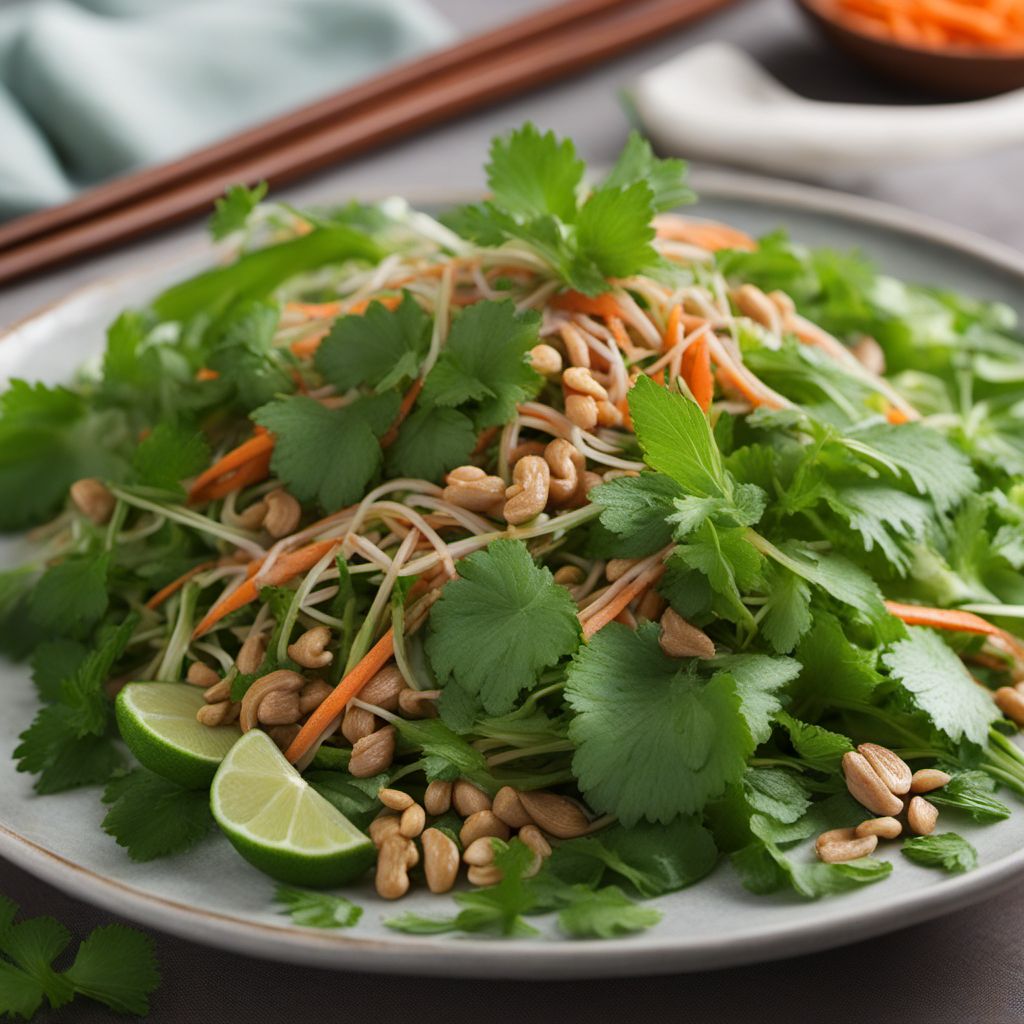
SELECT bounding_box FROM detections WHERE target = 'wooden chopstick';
[0,0,735,287]
[0,0,636,254]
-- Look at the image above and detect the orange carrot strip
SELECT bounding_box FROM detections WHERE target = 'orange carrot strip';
[196,367,220,382]
[285,301,343,318]
[189,432,275,502]
[192,539,340,638]
[681,335,713,412]
[197,450,273,502]
[885,601,1024,658]
[551,291,624,320]
[380,378,424,449]
[285,627,395,764]
[886,404,911,425]
[664,304,683,351]
[290,329,330,359]
[145,560,217,610]
[653,215,757,252]
[582,565,666,640]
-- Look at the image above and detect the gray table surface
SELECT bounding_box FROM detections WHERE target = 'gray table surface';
[3,0,1024,1020]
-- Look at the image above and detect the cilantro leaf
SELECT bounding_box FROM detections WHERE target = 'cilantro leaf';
[573,182,656,279]
[590,473,683,557]
[673,523,764,628]
[927,770,1010,823]
[28,554,110,641]
[253,395,384,511]
[421,301,542,427]
[315,292,430,394]
[566,623,753,824]
[386,839,539,937]
[826,486,930,576]
[770,542,887,623]
[713,654,801,744]
[901,833,977,874]
[882,627,999,746]
[208,181,267,240]
[742,768,810,823]
[791,612,881,709]
[274,887,362,929]
[0,959,46,1020]
[386,717,493,789]
[848,422,978,514]
[384,406,476,483]
[101,769,214,862]
[207,302,293,412]
[774,712,854,772]
[63,925,160,1015]
[132,423,210,496]
[601,132,694,212]
[760,566,813,654]
[306,771,387,830]
[557,885,662,938]
[426,539,580,715]
[628,375,726,497]
[30,640,87,703]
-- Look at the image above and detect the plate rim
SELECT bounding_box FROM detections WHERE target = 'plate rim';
[2,174,1023,978]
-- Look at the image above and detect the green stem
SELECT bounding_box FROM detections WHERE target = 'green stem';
[486,740,575,767]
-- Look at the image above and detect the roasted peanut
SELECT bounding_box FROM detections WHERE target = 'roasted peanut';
[907,796,939,835]
[467,865,503,887]
[234,499,268,531]
[186,662,220,688]
[544,439,585,507]
[287,626,333,669]
[659,607,715,659]
[360,664,406,711]
[298,679,333,715]
[910,768,951,794]
[399,803,426,839]
[552,565,585,586]
[375,835,412,899]
[263,489,302,538]
[239,670,305,732]
[852,336,886,376]
[235,632,267,675]
[349,725,396,777]
[256,690,301,726]
[842,751,904,816]
[605,558,639,582]
[492,787,533,829]
[857,743,912,796]
[463,836,498,866]
[595,400,623,428]
[460,810,510,848]
[517,791,591,839]
[265,723,299,750]
[854,817,902,840]
[424,780,453,816]
[563,366,608,401]
[995,686,1024,726]
[421,828,460,894]
[452,780,491,816]
[565,393,598,431]
[70,478,115,524]
[559,323,590,368]
[341,705,378,745]
[203,678,232,704]
[443,465,507,515]
[503,455,550,525]
[369,812,402,848]
[196,701,235,727]
[378,788,414,811]
[519,823,552,878]
[398,688,440,719]
[529,343,563,376]
[815,827,878,863]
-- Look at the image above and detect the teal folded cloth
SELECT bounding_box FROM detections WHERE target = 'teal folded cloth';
[0,0,452,219]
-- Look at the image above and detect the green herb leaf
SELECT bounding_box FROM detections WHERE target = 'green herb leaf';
[901,832,978,874]
[601,132,694,212]
[882,627,999,746]
[927,770,1010,823]
[426,539,580,715]
[590,472,683,557]
[556,885,662,938]
[574,183,656,279]
[101,769,214,862]
[132,423,210,496]
[208,182,268,240]
[774,713,854,772]
[63,925,160,1015]
[274,886,362,929]
[384,406,476,483]
[28,554,110,641]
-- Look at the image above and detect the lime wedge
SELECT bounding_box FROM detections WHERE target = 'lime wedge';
[116,682,241,789]
[210,730,375,887]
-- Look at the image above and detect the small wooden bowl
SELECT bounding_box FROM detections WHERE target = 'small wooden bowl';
[795,0,1024,98]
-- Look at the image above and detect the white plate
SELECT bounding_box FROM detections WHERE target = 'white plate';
[2,176,1023,979]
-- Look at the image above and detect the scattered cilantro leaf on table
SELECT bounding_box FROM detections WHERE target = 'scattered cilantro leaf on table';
[0,895,158,1020]
[556,885,662,939]
[101,769,214,862]
[274,887,362,929]
[427,539,580,716]
[902,833,978,874]
[28,553,110,641]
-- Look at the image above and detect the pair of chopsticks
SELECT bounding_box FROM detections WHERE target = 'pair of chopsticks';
[0,0,735,288]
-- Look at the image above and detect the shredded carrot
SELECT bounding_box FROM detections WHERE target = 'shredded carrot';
[681,335,713,412]
[653,215,757,252]
[284,627,395,764]
[664,304,683,351]
[885,404,911,425]
[582,565,666,639]
[290,330,330,359]
[380,378,424,449]
[825,0,1024,50]
[285,300,343,318]
[145,560,217,610]
[197,450,273,502]
[551,291,624,320]
[192,539,340,638]
[885,601,1024,658]
[196,368,220,382]
[189,431,275,503]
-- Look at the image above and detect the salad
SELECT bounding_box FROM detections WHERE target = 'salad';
[2,124,1024,941]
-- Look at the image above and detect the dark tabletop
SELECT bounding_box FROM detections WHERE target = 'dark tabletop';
[4,1,1024,1020]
